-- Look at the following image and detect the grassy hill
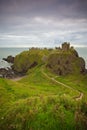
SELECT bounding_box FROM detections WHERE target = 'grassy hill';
[12,43,86,75]
[13,48,51,74]
[0,43,87,130]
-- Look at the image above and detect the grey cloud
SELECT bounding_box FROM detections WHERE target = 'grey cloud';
[0,0,87,47]
[0,0,87,18]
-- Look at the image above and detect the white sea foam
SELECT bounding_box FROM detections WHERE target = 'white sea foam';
[0,60,12,69]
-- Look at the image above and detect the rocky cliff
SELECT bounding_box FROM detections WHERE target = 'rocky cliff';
[47,53,85,75]
[47,43,86,75]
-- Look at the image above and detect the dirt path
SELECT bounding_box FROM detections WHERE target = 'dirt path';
[41,67,83,101]
[11,76,26,81]
[75,92,83,101]
[11,67,83,101]
[42,69,75,90]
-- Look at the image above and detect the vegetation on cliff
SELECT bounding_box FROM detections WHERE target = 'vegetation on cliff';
[13,48,50,74]
[47,53,85,75]
[13,42,86,75]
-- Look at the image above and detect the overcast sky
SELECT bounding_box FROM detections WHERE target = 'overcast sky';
[0,0,87,47]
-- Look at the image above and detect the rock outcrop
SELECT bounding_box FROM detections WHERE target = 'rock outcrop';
[0,68,16,78]
[47,53,86,75]
[3,55,14,63]
[47,42,86,75]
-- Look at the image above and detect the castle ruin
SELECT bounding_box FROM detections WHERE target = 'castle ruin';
[62,42,70,51]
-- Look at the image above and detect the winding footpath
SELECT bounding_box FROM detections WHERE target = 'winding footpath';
[11,76,26,81]
[75,93,83,101]
[11,66,83,101]
[41,67,83,101]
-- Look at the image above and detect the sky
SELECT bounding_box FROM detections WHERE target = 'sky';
[0,0,87,47]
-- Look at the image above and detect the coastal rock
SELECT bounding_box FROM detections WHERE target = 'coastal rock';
[0,68,16,78]
[47,43,86,75]
[47,54,86,75]
[3,55,14,63]
[79,57,86,73]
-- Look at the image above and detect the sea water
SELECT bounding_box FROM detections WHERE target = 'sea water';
[0,47,87,68]
[75,47,87,68]
[0,48,29,68]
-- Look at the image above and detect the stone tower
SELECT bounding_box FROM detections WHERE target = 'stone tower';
[62,42,70,51]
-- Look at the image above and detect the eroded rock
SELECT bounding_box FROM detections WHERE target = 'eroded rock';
[0,68,16,78]
[3,55,14,63]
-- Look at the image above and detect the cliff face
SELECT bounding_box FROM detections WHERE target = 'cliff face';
[47,53,85,75]
[47,43,86,75]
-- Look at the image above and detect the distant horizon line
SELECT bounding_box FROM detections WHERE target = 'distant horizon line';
[0,45,87,48]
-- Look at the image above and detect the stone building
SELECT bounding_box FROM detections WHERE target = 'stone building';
[62,42,70,51]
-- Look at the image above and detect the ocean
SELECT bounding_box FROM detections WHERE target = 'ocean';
[0,48,29,68]
[75,47,87,68]
[0,47,87,68]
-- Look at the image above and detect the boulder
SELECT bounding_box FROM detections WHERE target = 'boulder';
[3,55,14,63]
[0,68,16,78]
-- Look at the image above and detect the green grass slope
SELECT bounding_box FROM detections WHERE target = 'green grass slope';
[0,65,87,130]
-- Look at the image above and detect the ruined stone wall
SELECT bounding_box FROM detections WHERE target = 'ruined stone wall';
[62,42,70,51]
